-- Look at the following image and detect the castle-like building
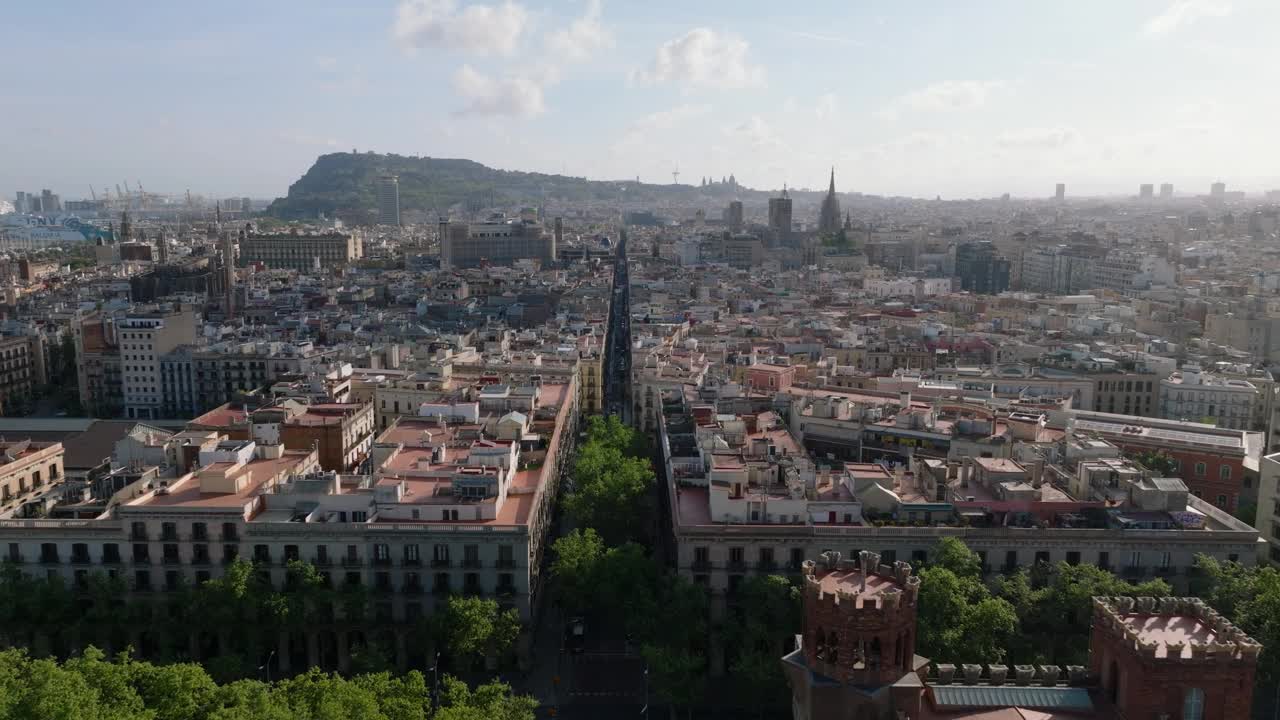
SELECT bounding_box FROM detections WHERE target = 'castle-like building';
[782,551,1260,719]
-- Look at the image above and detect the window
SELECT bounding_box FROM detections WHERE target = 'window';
[131,521,148,540]
[729,547,745,567]
[102,544,120,564]
[1098,552,1110,570]
[40,543,59,564]
[1128,551,1142,569]
[1194,462,1207,477]
[1066,551,1080,566]
[464,573,481,594]
[346,545,359,562]
[404,544,421,565]
[1183,687,1204,720]
[163,544,180,564]
[223,545,238,564]
[759,548,775,567]
[135,570,152,591]
[1159,552,1171,569]
[161,522,177,541]
[253,545,271,563]
[1220,465,1232,481]
[464,545,480,568]
[694,546,710,567]
[374,544,391,565]
[192,544,209,564]
[192,522,207,541]
[433,544,450,566]
[790,548,805,569]
[498,545,514,567]
[1217,494,1228,507]
[133,543,150,563]
[221,523,238,541]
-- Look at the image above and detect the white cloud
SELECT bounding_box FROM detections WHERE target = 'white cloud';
[452,64,546,117]
[995,126,1083,150]
[394,0,529,56]
[726,116,785,151]
[1143,0,1232,35]
[632,29,765,89]
[815,92,838,120]
[893,80,1003,113]
[546,0,612,63]
[613,104,710,152]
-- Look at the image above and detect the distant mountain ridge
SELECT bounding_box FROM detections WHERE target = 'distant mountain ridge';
[267,152,773,224]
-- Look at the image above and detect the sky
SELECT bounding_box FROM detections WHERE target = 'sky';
[2,0,1279,201]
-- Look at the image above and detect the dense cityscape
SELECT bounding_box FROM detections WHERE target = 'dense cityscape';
[5,2,1280,719]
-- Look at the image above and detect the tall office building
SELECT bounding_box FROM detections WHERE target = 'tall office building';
[768,191,793,246]
[724,200,744,233]
[1211,182,1226,199]
[377,175,400,226]
[1139,184,1154,199]
[40,189,60,213]
[954,241,1010,295]
[1160,183,1174,199]
[14,192,26,214]
[1055,183,1066,201]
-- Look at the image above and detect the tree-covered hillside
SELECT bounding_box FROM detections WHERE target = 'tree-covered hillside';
[266,152,769,224]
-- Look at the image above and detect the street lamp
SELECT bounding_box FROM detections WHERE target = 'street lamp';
[428,652,441,710]
[640,665,649,720]
[259,649,276,684]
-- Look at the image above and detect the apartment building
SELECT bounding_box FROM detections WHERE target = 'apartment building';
[189,399,375,473]
[1159,365,1260,431]
[239,231,363,271]
[0,440,65,516]
[0,378,578,673]
[0,332,46,415]
[440,219,556,269]
[660,399,1260,609]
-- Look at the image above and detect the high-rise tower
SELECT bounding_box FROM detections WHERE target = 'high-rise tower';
[818,168,842,235]
[377,175,400,226]
[768,187,793,246]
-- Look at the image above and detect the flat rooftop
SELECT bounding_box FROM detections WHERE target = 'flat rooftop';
[814,567,903,601]
[1120,614,1215,659]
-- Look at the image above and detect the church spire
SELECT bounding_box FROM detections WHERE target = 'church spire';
[818,166,842,235]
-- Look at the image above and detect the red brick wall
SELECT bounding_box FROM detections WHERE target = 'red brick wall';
[802,586,916,687]
[1114,441,1245,510]
[1091,623,1256,719]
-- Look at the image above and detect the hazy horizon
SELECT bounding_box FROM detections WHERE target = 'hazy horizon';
[4,0,1278,201]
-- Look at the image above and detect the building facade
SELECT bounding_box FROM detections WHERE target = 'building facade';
[239,232,363,271]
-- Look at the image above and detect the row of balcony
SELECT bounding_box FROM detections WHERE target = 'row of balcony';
[11,553,519,570]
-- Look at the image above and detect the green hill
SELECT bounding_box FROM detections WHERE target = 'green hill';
[266,152,763,224]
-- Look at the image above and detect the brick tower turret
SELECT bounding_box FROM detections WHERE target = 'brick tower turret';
[782,550,922,720]
[1090,596,1261,719]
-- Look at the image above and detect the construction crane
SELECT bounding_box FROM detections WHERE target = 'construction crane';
[89,186,97,202]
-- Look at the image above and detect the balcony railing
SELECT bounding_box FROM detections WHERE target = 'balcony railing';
[756,560,777,572]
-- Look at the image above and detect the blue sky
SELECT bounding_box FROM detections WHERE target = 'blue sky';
[2,0,1278,200]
